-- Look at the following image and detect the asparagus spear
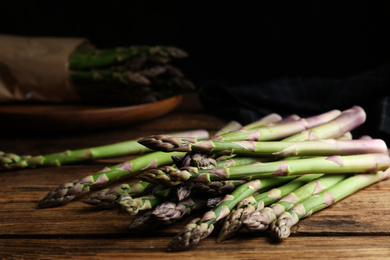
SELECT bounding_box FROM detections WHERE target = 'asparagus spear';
[237,113,283,131]
[70,69,151,86]
[217,173,323,241]
[167,177,294,251]
[152,197,207,225]
[283,106,366,141]
[128,210,158,231]
[83,181,152,209]
[136,156,263,186]
[143,153,390,184]
[270,168,390,241]
[242,174,347,232]
[69,45,188,70]
[120,192,166,215]
[37,151,184,208]
[141,138,387,155]
[190,153,390,182]
[213,120,243,137]
[128,196,208,230]
[138,109,342,150]
[172,115,283,169]
[1,129,209,171]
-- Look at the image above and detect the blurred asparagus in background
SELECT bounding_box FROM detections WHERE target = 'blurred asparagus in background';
[68,45,195,104]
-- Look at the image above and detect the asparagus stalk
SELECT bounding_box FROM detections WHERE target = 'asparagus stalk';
[283,106,366,141]
[152,197,207,225]
[37,151,184,208]
[170,119,244,169]
[242,174,347,232]
[190,153,390,182]
[217,173,323,241]
[270,168,390,241]
[213,121,243,136]
[167,176,294,251]
[237,113,283,130]
[128,210,158,231]
[172,152,218,170]
[83,181,152,209]
[69,45,188,70]
[70,69,151,86]
[144,138,388,155]
[138,109,342,151]
[128,196,208,230]
[1,129,208,171]
[136,156,263,186]
[120,193,166,215]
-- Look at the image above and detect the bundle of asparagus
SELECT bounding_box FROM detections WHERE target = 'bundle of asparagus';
[32,105,390,252]
[68,45,195,104]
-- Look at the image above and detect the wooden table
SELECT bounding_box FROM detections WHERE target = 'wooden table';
[1,93,390,259]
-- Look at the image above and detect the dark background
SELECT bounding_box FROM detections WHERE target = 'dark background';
[1,1,390,87]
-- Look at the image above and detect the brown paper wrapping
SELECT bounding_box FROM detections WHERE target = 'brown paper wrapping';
[0,34,91,102]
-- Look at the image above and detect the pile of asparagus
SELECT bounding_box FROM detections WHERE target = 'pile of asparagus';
[68,45,195,104]
[2,105,389,252]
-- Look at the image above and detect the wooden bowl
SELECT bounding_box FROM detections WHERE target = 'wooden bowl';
[0,95,182,131]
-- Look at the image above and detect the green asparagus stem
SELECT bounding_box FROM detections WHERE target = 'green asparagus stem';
[213,121,243,136]
[83,181,152,209]
[138,109,342,150]
[172,115,283,169]
[270,168,390,241]
[166,177,294,251]
[37,151,184,208]
[69,45,188,70]
[217,173,323,241]
[283,106,366,141]
[2,129,208,171]
[238,113,283,130]
[190,153,390,182]
[120,193,165,215]
[136,156,263,186]
[242,174,347,232]
[0,151,24,165]
[145,138,388,155]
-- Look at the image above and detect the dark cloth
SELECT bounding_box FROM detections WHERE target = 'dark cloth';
[198,63,390,142]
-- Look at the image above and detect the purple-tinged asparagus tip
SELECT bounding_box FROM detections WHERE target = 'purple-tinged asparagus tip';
[37,180,90,208]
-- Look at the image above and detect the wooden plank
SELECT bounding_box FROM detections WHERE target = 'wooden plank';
[1,178,390,236]
[1,236,390,259]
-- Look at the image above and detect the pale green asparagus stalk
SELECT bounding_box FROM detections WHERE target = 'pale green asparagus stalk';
[242,174,348,232]
[149,138,388,155]
[150,153,390,184]
[37,151,184,208]
[167,177,294,251]
[213,120,243,136]
[120,192,167,215]
[138,109,342,151]
[237,113,283,130]
[173,115,281,169]
[1,129,208,171]
[190,153,390,182]
[270,168,390,241]
[83,181,152,209]
[136,156,263,186]
[283,106,366,141]
[217,173,323,241]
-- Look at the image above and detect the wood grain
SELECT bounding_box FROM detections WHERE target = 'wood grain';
[1,93,389,259]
